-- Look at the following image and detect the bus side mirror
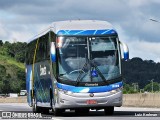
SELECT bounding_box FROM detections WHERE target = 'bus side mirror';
[120,41,129,61]
[50,42,56,62]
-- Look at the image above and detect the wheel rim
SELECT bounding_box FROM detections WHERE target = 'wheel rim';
[33,98,37,112]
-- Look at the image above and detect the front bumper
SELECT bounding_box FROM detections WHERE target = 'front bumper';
[55,90,122,109]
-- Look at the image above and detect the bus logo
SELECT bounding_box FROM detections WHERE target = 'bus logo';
[91,70,98,77]
[89,93,94,97]
[40,65,46,76]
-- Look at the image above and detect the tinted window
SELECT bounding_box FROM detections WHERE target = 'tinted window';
[36,33,50,62]
[26,40,37,65]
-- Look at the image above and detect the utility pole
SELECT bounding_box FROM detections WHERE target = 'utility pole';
[148,79,154,93]
[149,18,159,93]
[136,83,139,92]
[132,83,138,92]
[132,83,136,92]
[151,79,154,93]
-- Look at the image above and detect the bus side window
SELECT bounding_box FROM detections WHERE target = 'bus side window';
[46,37,50,59]
[25,45,29,65]
[43,34,50,60]
[27,40,37,65]
[35,33,50,62]
[25,50,29,65]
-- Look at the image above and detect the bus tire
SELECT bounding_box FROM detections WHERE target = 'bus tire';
[75,108,89,115]
[104,106,114,115]
[54,109,64,116]
[50,88,53,108]
[41,107,49,114]
[32,97,41,113]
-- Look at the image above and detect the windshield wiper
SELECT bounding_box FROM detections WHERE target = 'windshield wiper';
[90,61,109,84]
[59,73,66,76]
[76,59,89,86]
[76,59,109,86]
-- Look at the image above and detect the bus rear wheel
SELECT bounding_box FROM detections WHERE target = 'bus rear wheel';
[32,98,41,113]
[41,107,50,114]
[104,106,114,115]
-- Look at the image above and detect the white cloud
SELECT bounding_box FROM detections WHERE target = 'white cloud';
[0,21,8,40]
[9,31,32,42]
[8,23,50,42]
[115,24,160,62]
[128,0,150,7]
[0,0,160,62]
[129,40,160,62]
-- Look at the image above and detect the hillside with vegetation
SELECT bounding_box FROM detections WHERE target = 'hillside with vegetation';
[0,40,27,94]
[122,58,160,93]
[0,40,160,94]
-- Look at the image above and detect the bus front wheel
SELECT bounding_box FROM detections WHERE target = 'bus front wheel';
[104,106,114,115]
[75,108,89,115]
[54,109,65,116]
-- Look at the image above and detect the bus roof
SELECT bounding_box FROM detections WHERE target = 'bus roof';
[52,20,115,32]
[28,20,117,43]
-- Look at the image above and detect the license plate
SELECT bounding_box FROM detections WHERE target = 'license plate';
[86,100,97,104]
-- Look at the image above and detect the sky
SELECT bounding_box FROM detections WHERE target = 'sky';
[0,0,160,62]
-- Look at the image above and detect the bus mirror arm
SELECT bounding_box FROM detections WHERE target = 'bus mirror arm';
[120,41,129,61]
[50,42,56,62]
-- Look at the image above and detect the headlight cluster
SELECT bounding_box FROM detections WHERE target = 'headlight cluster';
[110,87,123,94]
[58,89,73,95]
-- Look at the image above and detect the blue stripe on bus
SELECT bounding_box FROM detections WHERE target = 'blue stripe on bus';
[57,29,117,35]
[124,52,129,60]
[56,82,123,93]
[26,65,32,106]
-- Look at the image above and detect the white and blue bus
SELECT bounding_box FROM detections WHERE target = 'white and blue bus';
[25,20,129,115]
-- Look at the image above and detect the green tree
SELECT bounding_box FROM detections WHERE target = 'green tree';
[0,79,4,93]
[123,83,136,94]
[10,42,27,62]
[0,41,27,62]
[0,64,6,75]
[122,57,159,89]
[2,74,11,94]
[0,40,3,46]
[2,41,12,56]
[10,79,21,93]
[144,82,160,92]
[15,51,25,63]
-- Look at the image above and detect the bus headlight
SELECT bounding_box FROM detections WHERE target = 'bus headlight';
[58,89,73,95]
[110,87,122,94]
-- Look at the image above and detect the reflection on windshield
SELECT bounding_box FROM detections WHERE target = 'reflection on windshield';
[91,37,120,81]
[57,36,120,83]
[58,37,89,81]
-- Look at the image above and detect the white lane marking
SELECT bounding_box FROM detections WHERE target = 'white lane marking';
[52,118,63,120]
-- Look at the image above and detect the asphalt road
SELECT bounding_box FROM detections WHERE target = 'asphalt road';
[0,103,160,120]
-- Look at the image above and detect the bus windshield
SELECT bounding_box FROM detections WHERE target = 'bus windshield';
[57,36,120,84]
